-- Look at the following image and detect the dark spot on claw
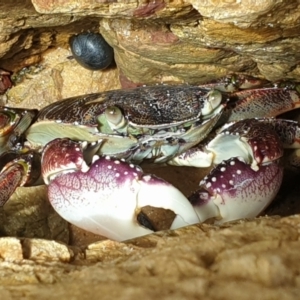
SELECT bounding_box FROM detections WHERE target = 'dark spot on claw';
[137,206,176,231]
[69,32,114,70]
[188,188,212,207]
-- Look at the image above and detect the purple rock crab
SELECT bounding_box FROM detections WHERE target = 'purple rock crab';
[1,74,300,241]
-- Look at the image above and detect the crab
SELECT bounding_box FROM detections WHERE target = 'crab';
[1,74,300,241]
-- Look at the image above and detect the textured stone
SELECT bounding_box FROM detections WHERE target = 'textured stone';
[0,238,23,261]
[189,0,299,28]
[6,47,120,108]
[0,186,69,244]
[31,0,195,20]
[22,238,73,262]
[0,1,299,84]
[100,18,245,85]
[0,1,300,298]
[0,216,300,299]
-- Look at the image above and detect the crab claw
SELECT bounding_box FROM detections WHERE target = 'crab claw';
[207,118,284,169]
[189,157,283,223]
[42,138,199,241]
[169,118,284,169]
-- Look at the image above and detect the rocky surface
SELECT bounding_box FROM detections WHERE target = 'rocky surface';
[0,0,300,299]
[1,216,300,299]
[1,1,300,87]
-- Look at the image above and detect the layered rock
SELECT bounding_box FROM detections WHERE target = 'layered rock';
[0,1,300,299]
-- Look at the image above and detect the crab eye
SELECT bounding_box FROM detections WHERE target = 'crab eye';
[201,89,222,116]
[230,74,238,85]
[105,106,126,130]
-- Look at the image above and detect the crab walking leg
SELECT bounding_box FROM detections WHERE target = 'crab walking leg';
[0,107,37,155]
[189,157,283,223]
[0,152,41,206]
[0,164,25,206]
[223,87,300,122]
[42,138,200,241]
[287,149,300,167]
[260,118,300,149]
[199,74,269,92]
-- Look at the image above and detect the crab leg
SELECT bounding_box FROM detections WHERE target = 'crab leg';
[0,151,41,206]
[199,74,269,92]
[0,107,37,155]
[222,87,300,123]
[261,118,300,148]
[0,163,25,206]
[0,69,12,94]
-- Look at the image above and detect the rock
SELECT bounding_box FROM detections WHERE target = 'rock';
[0,238,23,261]
[0,216,300,298]
[6,47,120,107]
[0,1,300,298]
[0,186,69,244]
[190,0,300,29]
[0,1,299,85]
[22,238,73,262]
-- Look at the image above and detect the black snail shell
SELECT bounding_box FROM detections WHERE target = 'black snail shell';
[69,33,114,70]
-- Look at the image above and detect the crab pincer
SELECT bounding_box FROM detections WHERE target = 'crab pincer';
[188,119,284,223]
[189,157,283,223]
[41,138,199,241]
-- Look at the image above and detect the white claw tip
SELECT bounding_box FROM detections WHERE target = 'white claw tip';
[92,155,100,163]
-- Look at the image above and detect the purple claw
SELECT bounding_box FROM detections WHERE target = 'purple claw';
[189,157,283,223]
[41,138,88,184]
[42,138,199,241]
[206,118,284,168]
[223,119,283,164]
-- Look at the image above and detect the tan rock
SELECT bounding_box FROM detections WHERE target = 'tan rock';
[22,238,73,262]
[0,217,300,299]
[0,1,300,298]
[194,0,269,25]
[0,186,69,244]
[6,47,120,108]
[31,0,195,21]
[0,238,23,261]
